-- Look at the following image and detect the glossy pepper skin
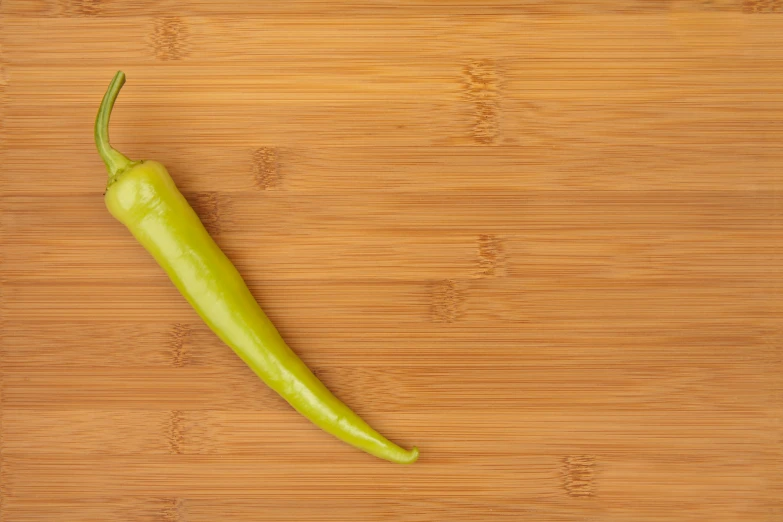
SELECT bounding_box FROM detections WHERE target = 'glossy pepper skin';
[95,71,418,464]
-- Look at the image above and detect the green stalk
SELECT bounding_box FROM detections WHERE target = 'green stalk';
[95,71,133,178]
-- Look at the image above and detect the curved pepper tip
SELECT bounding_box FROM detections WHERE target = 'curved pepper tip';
[399,446,419,465]
[409,446,420,462]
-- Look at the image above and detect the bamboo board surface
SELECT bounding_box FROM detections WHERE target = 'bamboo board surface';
[1,1,782,521]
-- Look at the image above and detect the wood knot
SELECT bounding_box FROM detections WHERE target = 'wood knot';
[151,17,190,61]
[463,60,500,145]
[252,147,281,190]
[162,498,187,521]
[169,323,191,368]
[166,411,186,455]
[476,234,507,278]
[67,0,102,16]
[187,192,221,236]
[742,0,782,12]
[431,280,465,323]
[691,0,740,10]
[562,455,597,498]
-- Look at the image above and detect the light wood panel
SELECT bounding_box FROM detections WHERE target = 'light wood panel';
[1,1,782,521]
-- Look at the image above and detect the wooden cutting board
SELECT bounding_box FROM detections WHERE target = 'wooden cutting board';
[1,2,781,521]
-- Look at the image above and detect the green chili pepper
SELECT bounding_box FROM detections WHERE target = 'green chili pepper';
[95,71,419,464]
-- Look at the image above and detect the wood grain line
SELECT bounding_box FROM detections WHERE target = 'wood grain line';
[3,1,752,17]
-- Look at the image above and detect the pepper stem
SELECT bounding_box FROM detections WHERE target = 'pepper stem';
[95,71,133,178]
